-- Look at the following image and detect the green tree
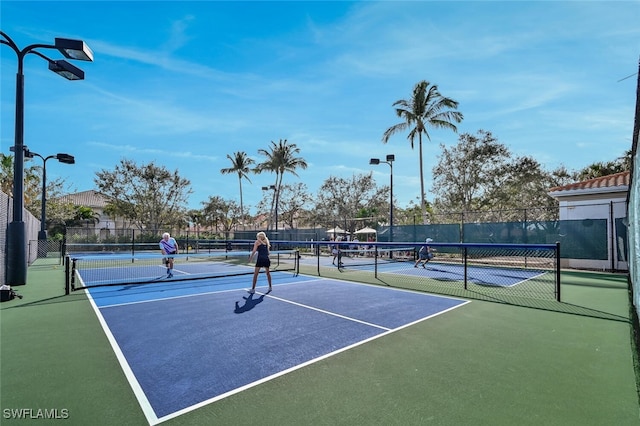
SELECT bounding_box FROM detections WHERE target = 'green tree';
[255,139,308,231]
[432,130,509,213]
[382,80,463,223]
[220,151,254,228]
[201,195,241,238]
[256,183,312,230]
[432,130,572,222]
[576,150,632,180]
[312,173,387,233]
[186,209,205,239]
[488,156,560,219]
[94,159,192,231]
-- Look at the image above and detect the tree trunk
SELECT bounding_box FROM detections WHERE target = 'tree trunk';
[418,133,427,224]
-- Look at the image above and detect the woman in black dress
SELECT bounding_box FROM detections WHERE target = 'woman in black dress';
[248,231,272,294]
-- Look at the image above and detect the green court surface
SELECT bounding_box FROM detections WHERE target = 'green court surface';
[1,260,638,425]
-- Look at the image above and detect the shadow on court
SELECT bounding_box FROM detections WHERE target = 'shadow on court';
[234,293,266,313]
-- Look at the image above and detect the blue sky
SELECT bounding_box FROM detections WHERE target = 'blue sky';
[1,1,638,212]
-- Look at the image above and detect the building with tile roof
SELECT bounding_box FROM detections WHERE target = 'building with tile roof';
[57,190,128,237]
[548,171,629,271]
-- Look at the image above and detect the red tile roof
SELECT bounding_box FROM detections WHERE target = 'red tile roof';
[549,171,630,192]
[57,190,111,208]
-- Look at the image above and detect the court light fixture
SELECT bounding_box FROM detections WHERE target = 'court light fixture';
[1,30,92,285]
[55,37,94,62]
[48,59,84,80]
[369,154,395,246]
[24,150,76,242]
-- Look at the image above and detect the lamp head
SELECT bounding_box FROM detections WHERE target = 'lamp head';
[369,158,380,165]
[55,38,94,62]
[56,153,75,164]
[48,60,84,80]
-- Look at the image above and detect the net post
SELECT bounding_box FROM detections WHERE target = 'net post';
[64,255,70,295]
[374,245,378,278]
[295,249,300,276]
[70,258,77,293]
[555,242,561,301]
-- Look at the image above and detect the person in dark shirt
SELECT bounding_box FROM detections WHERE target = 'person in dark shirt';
[248,231,272,294]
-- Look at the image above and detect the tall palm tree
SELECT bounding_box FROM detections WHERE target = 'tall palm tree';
[382,80,463,223]
[256,139,308,231]
[220,152,254,228]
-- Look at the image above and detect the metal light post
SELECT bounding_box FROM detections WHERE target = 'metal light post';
[370,154,395,244]
[261,185,278,234]
[24,150,75,241]
[1,31,93,285]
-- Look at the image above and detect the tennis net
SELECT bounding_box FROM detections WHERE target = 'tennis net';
[66,249,299,292]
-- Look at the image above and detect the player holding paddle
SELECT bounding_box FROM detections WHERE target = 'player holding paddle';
[159,232,179,278]
[414,238,435,268]
[248,231,272,294]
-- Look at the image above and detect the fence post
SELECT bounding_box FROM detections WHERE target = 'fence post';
[463,246,468,290]
[64,255,70,295]
[555,242,561,301]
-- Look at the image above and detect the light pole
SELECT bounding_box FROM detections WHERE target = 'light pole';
[370,154,395,244]
[1,31,93,285]
[24,150,75,241]
[261,185,278,235]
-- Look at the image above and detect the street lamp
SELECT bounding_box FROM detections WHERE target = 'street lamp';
[24,150,75,241]
[261,185,278,235]
[1,31,92,285]
[370,154,395,244]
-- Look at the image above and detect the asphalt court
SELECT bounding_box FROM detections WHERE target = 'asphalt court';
[87,273,470,424]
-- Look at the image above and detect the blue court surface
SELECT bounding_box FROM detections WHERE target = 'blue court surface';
[86,272,469,424]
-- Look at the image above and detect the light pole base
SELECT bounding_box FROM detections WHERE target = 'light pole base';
[7,221,27,286]
[38,230,48,258]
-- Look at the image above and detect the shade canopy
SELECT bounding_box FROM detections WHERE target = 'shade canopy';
[354,227,377,234]
[326,227,347,234]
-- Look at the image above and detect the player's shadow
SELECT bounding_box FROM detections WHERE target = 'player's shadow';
[234,293,265,314]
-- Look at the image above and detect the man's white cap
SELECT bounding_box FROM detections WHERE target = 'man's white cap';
[426,238,433,243]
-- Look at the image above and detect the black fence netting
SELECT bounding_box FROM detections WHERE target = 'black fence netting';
[0,192,8,286]
[1,191,41,285]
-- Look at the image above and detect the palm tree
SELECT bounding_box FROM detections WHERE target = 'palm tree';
[382,80,463,223]
[220,152,254,229]
[256,139,308,231]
